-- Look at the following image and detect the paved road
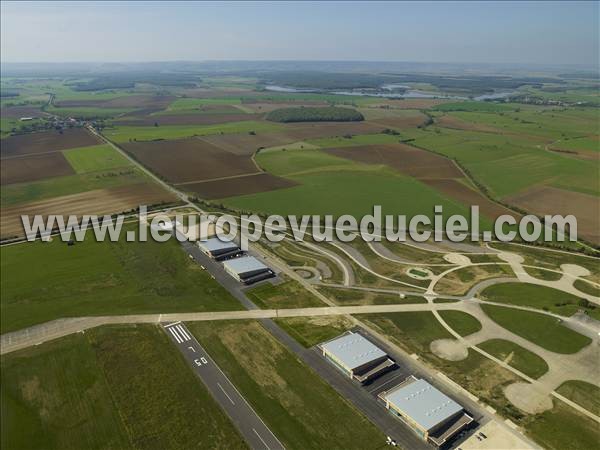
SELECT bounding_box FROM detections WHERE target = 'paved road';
[163,321,284,450]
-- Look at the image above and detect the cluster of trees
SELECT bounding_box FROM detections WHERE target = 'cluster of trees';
[266,106,364,123]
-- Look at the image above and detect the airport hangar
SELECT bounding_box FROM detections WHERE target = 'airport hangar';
[380,376,474,447]
[319,332,396,383]
[197,237,241,261]
[223,256,274,284]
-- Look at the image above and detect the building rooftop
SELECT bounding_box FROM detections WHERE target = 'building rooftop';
[223,256,269,275]
[321,332,387,371]
[198,237,239,253]
[384,378,463,431]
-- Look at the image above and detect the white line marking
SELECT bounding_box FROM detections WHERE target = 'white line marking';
[169,328,182,343]
[217,382,236,405]
[171,327,185,343]
[176,324,191,341]
[164,321,182,328]
[186,333,285,449]
[253,428,271,450]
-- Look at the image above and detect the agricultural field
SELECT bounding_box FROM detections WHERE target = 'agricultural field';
[0,325,246,450]
[0,127,175,239]
[0,223,241,332]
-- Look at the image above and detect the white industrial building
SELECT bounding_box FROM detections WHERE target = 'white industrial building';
[380,376,473,447]
[320,332,395,383]
[197,237,241,260]
[222,256,273,284]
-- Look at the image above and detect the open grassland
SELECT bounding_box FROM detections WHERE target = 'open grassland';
[480,305,592,354]
[477,339,549,379]
[274,315,354,348]
[1,333,131,450]
[1,325,246,450]
[245,279,325,309]
[438,310,482,336]
[63,144,131,173]
[0,224,240,332]
[525,399,600,450]
[188,320,386,449]
[433,264,514,295]
[317,286,427,306]
[555,380,600,416]
[479,283,597,318]
[89,325,246,449]
[106,121,282,142]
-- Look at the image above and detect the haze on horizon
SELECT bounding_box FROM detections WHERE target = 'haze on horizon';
[1,1,598,68]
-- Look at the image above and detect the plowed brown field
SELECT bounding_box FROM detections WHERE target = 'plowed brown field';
[182,173,297,199]
[506,185,599,244]
[121,138,258,183]
[1,152,74,185]
[1,128,100,157]
[1,182,176,239]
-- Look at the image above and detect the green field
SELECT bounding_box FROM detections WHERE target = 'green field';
[480,305,592,354]
[308,133,402,148]
[403,126,598,198]
[356,312,452,355]
[245,279,325,309]
[438,310,482,336]
[555,380,600,416]
[221,148,484,226]
[106,121,282,142]
[525,399,600,450]
[317,285,427,306]
[274,315,354,347]
[1,226,241,332]
[1,325,246,450]
[0,167,149,207]
[477,339,549,379]
[63,144,131,173]
[188,320,386,449]
[479,282,595,317]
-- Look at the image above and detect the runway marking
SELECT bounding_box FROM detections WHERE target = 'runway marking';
[253,428,271,450]
[176,324,191,341]
[168,327,183,343]
[164,321,182,328]
[217,382,235,405]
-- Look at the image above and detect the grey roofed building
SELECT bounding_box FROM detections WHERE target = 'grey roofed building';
[198,237,239,255]
[321,332,387,370]
[384,378,463,431]
[319,332,394,382]
[380,376,473,447]
[223,256,271,282]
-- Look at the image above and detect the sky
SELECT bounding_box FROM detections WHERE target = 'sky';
[1,1,598,66]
